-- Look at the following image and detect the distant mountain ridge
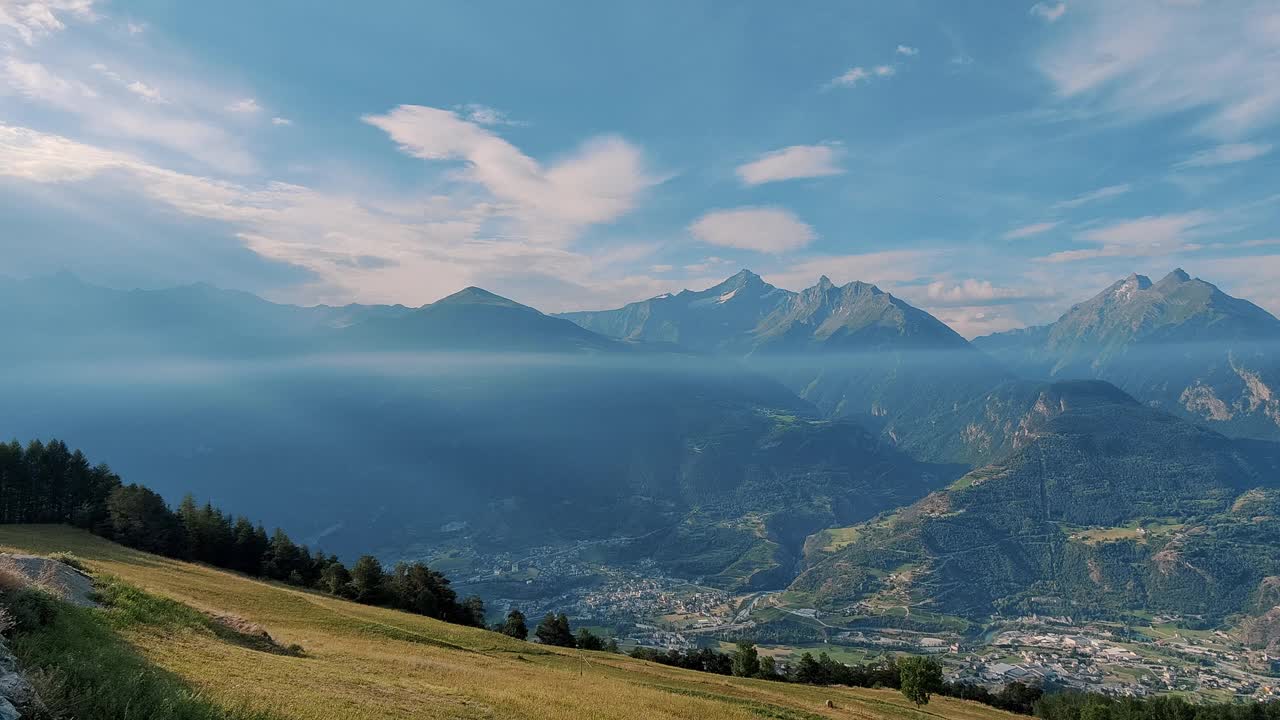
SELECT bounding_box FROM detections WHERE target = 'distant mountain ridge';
[562,270,1011,464]
[974,269,1280,440]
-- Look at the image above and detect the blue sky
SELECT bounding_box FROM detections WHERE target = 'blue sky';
[1,0,1278,336]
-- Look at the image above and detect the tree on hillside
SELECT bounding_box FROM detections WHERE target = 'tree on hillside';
[534,612,576,647]
[319,559,353,597]
[350,555,387,604]
[794,652,822,684]
[575,628,605,651]
[462,595,486,627]
[106,484,182,555]
[731,640,761,678]
[758,655,779,680]
[898,656,943,707]
[498,609,528,640]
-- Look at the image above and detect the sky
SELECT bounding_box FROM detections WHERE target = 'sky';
[1,0,1279,337]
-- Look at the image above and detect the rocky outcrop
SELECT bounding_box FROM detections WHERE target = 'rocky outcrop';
[0,638,38,720]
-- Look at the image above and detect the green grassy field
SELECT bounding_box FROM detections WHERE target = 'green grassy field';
[0,525,1016,720]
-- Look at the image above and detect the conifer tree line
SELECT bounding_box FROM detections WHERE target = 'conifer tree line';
[0,439,485,627]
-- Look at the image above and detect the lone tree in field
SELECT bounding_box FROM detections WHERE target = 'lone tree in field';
[731,640,761,678]
[498,608,528,640]
[898,656,943,707]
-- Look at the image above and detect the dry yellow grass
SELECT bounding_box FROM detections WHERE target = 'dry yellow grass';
[0,525,1015,720]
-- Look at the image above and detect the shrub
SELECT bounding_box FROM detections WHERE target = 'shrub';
[47,553,88,574]
[0,556,30,593]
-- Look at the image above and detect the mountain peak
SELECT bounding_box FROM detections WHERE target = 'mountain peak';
[1161,268,1191,284]
[729,269,760,282]
[1111,273,1152,301]
[817,275,834,290]
[435,286,526,309]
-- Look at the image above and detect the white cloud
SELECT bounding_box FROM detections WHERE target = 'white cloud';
[1030,2,1067,23]
[364,104,659,246]
[689,207,815,254]
[1038,0,1280,138]
[827,67,870,88]
[271,116,292,126]
[874,65,895,77]
[125,20,144,35]
[1038,211,1214,263]
[1003,221,1059,240]
[125,80,165,103]
[226,97,260,113]
[0,0,95,45]
[1053,183,1131,209]
[896,45,919,57]
[1176,142,1273,168]
[736,144,844,186]
[649,264,673,273]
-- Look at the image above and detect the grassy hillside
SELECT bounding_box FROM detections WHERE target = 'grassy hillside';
[0,525,1012,720]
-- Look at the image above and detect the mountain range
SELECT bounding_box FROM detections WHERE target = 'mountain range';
[561,270,1012,463]
[3,266,1279,632]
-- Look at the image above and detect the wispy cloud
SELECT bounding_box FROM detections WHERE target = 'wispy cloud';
[1038,0,1280,138]
[825,57,900,89]
[736,144,844,186]
[0,0,96,45]
[271,116,292,127]
[3,58,257,174]
[226,97,261,113]
[1052,183,1131,210]
[125,80,165,103]
[1003,221,1059,240]
[689,207,815,254]
[1176,142,1273,168]
[1030,2,1067,23]
[1038,211,1214,263]
[896,45,919,57]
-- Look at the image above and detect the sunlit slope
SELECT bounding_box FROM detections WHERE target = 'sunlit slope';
[0,525,1012,720]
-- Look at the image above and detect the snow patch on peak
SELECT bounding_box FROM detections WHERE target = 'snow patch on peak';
[1114,274,1152,302]
[717,289,738,304]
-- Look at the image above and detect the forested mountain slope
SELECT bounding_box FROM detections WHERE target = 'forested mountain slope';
[790,381,1280,623]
